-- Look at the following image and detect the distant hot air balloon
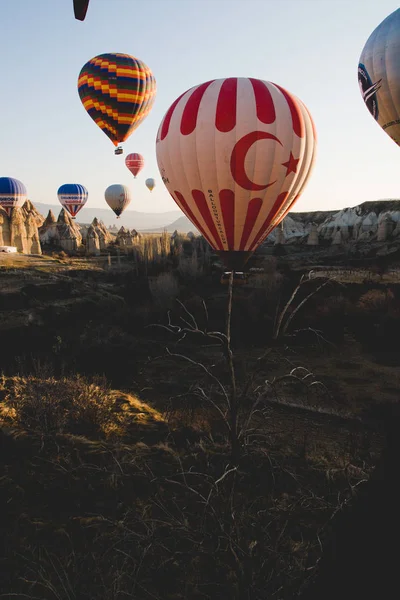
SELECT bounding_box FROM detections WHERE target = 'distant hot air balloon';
[57,184,88,218]
[77,54,156,155]
[145,178,156,192]
[73,0,90,20]
[0,177,27,217]
[105,184,131,218]
[126,153,145,178]
[156,77,316,269]
[358,8,400,146]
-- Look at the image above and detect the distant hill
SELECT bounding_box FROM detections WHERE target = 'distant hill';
[151,215,199,234]
[32,202,182,231]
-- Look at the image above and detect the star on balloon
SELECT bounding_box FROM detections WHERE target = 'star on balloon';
[282,152,299,176]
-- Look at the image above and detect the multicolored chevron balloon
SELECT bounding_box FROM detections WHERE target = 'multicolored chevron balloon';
[77,53,156,153]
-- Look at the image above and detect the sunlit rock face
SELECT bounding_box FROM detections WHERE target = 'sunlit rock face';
[0,200,44,254]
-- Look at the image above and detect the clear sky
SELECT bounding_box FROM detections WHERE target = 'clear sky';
[0,0,399,215]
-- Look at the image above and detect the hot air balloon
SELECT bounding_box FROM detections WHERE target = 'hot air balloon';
[73,0,90,20]
[57,184,88,218]
[145,178,156,192]
[156,77,316,270]
[105,184,131,218]
[78,54,156,155]
[358,9,400,147]
[126,153,145,178]
[0,177,27,217]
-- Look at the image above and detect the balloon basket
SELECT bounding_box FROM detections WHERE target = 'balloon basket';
[115,146,123,155]
[220,272,249,286]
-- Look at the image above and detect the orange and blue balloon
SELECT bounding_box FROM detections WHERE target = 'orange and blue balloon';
[77,53,156,153]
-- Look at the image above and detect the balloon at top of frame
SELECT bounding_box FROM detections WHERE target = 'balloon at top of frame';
[358,8,400,146]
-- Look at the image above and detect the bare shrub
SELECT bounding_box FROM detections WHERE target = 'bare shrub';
[357,288,394,314]
[1,375,114,436]
[148,272,179,311]
[316,294,351,317]
[177,248,203,281]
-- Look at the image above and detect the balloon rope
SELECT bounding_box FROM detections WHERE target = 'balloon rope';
[226,271,239,463]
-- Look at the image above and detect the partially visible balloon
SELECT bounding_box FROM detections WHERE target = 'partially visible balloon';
[77,53,156,154]
[145,178,156,192]
[0,177,27,217]
[73,0,90,20]
[156,77,316,269]
[57,184,88,218]
[105,184,131,218]
[358,8,400,146]
[126,153,145,178]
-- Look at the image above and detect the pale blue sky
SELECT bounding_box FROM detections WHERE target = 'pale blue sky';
[0,0,399,215]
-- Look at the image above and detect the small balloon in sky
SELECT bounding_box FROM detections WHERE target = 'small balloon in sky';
[0,177,27,217]
[104,184,131,218]
[57,184,88,219]
[126,153,145,178]
[77,53,156,156]
[156,77,316,270]
[358,8,400,147]
[145,178,156,192]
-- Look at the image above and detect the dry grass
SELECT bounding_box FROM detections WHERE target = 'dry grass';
[0,374,164,438]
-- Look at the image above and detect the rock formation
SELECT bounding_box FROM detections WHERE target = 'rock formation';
[86,224,100,256]
[0,209,11,246]
[39,209,82,254]
[307,223,319,245]
[0,200,43,254]
[116,226,140,249]
[377,213,394,242]
[263,199,400,248]
[91,218,114,250]
[275,224,285,245]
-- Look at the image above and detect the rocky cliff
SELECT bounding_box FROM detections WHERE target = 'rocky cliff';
[0,200,43,254]
[265,199,400,246]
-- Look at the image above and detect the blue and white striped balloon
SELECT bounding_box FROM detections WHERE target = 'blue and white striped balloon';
[0,177,27,217]
[57,183,88,218]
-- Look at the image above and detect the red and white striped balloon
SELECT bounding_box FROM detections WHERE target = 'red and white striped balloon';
[125,153,145,178]
[156,78,316,262]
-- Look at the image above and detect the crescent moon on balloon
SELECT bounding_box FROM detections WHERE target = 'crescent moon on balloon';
[230,131,282,191]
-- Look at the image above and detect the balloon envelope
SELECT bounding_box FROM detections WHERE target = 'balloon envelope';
[126,153,145,178]
[145,178,156,192]
[358,8,400,146]
[57,184,88,218]
[156,77,316,268]
[0,177,27,217]
[105,184,131,217]
[78,53,156,149]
